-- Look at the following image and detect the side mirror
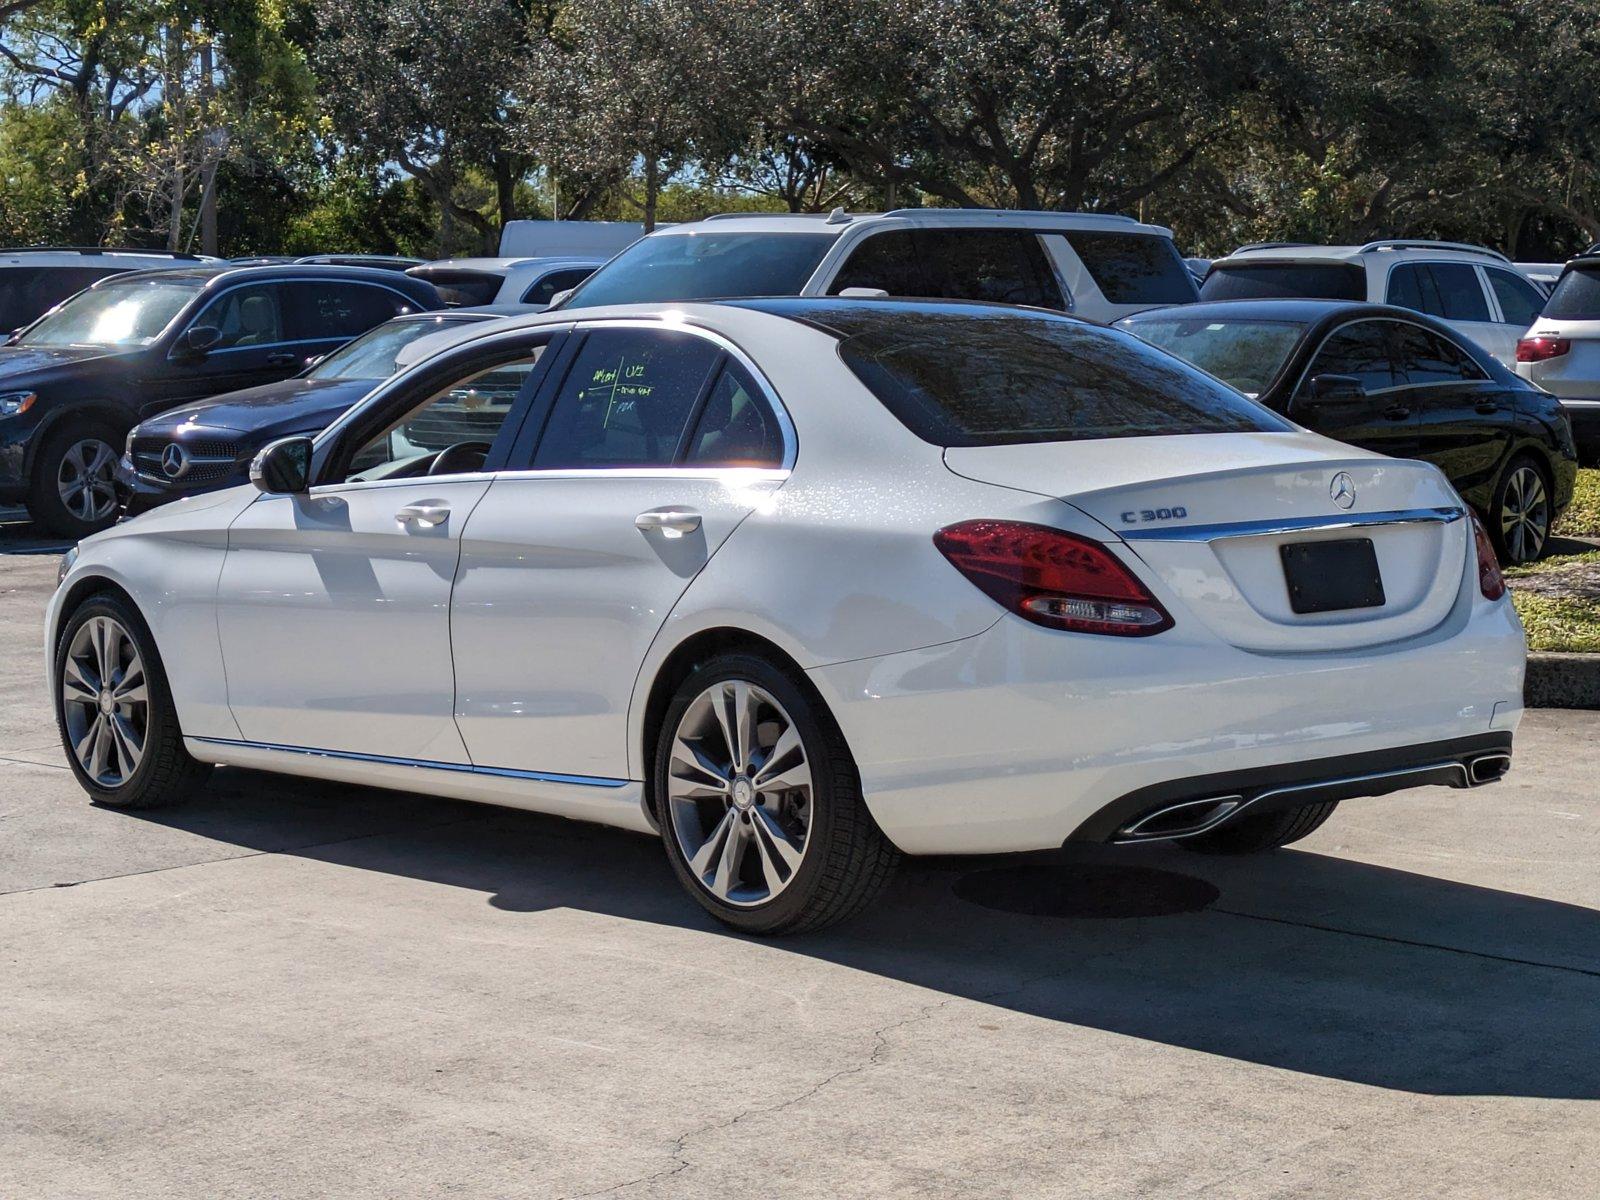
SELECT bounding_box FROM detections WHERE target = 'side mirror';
[250,436,313,494]
[175,325,222,360]
[1306,373,1366,402]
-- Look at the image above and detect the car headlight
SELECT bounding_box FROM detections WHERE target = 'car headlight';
[57,544,78,586]
[0,390,36,416]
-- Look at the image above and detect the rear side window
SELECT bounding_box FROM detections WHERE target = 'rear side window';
[829,230,1064,309]
[563,232,835,308]
[1486,268,1545,327]
[521,267,594,306]
[683,364,784,467]
[1541,266,1600,319]
[1201,263,1365,302]
[833,309,1291,447]
[533,328,720,468]
[286,282,410,340]
[1303,322,1400,393]
[1393,325,1484,384]
[1061,231,1197,305]
[1427,263,1491,321]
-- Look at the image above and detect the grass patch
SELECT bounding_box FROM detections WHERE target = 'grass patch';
[1512,592,1600,653]
[1505,549,1600,579]
[1554,468,1600,537]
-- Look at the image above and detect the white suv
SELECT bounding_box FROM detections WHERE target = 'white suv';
[0,246,219,334]
[1201,240,1548,366]
[555,209,1199,323]
[1513,253,1600,465]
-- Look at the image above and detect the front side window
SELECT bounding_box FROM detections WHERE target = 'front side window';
[1486,268,1546,327]
[286,281,410,341]
[1061,231,1198,305]
[1393,325,1485,385]
[683,364,784,467]
[306,317,476,381]
[17,276,201,348]
[522,268,594,306]
[828,306,1290,446]
[828,231,925,296]
[1201,262,1365,302]
[562,232,836,308]
[1301,322,1400,394]
[533,328,721,468]
[1123,317,1306,395]
[191,283,288,349]
[345,351,544,480]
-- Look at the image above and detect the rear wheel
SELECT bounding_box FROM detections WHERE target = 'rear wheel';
[1180,800,1338,855]
[1490,455,1552,566]
[653,652,898,935]
[54,593,211,808]
[29,422,122,537]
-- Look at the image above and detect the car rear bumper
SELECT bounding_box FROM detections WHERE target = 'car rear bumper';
[807,587,1525,856]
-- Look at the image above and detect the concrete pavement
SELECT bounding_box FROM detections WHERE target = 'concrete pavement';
[2,535,1597,1199]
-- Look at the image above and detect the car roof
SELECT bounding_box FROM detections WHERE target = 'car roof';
[1216,240,1514,267]
[654,209,1178,240]
[1119,298,1390,324]
[91,262,441,291]
[410,256,605,273]
[0,247,222,267]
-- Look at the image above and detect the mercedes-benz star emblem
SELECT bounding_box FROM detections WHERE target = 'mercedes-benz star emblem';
[160,443,190,479]
[1329,471,1356,510]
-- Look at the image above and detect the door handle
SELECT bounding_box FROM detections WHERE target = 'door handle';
[1475,401,1501,415]
[635,508,702,538]
[1383,405,1412,421]
[266,351,300,366]
[396,503,450,528]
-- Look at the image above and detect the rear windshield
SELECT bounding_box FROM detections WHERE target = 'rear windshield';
[1542,265,1600,320]
[562,231,836,308]
[407,269,503,307]
[829,308,1291,447]
[1201,262,1366,302]
[1121,317,1306,395]
[1062,232,1199,305]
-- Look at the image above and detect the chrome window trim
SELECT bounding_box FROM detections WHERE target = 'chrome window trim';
[190,735,630,788]
[1117,505,1465,542]
[1289,315,1489,403]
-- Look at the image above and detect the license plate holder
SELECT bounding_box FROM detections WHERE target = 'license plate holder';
[1280,538,1385,615]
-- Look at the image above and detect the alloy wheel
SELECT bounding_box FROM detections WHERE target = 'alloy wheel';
[666,679,813,907]
[1500,465,1549,564]
[57,438,120,524]
[60,615,147,787]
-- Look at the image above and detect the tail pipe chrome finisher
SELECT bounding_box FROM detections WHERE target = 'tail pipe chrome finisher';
[1466,752,1511,786]
[1117,796,1244,842]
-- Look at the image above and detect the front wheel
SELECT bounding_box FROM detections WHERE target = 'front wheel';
[54,593,211,808]
[1490,456,1552,566]
[29,422,123,538]
[653,653,898,935]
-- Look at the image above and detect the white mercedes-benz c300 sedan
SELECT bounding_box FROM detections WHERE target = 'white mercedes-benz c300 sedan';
[47,299,1525,933]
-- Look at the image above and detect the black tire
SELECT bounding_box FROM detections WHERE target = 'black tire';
[1180,800,1338,855]
[28,421,124,538]
[53,591,211,809]
[1488,453,1553,567]
[652,652,899,935]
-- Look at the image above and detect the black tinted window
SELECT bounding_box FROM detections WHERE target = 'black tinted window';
[534,329,720,468]
[831,308,1290,447]
[1428,263,1491,321]
[920,231,1064,308]
[194,283,288,348]
[408,268,503,307]
[1541,266,1600,319]
[1486,268,1545,326]
[684,364,784,467]
[1063,231,1197,304]
[829,231,925,295]
[521,268,594,306]
[564,232,835,308]
[0,266,127,331]
[1201,263,1366,302]
[1304,323,1399,393]
[287,282,409,340]
[1386,263,1438,313]
[1394,326,1484,384]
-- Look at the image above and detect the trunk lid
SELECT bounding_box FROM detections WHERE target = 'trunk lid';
[945,432,1470,652]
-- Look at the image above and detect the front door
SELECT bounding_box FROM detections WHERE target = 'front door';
[450,326,791,780]
[214,343,551,759]
[1288,319,1420,460]
[154,281,306,414]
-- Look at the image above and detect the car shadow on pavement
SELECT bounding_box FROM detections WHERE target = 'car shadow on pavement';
[125,766,1600,1102]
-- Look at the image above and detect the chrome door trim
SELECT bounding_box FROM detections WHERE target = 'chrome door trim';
[1117,505,1465,542]
[190,735,631,788]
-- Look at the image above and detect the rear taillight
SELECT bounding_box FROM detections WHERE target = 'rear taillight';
[1471,513,1505,600]
[1515,335,1570,362]
[934,520,1173,636]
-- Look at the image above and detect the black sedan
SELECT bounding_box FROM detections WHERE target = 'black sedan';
[0,263,441,536]
[1117,299,1579,564]
[119,308,512,514]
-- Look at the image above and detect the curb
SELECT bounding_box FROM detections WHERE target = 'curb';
[1526,652,1600,710]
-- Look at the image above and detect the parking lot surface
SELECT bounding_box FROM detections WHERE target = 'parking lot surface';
[2,531,1597,1199]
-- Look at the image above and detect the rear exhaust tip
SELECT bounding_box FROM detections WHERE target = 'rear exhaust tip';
[1467,753,1511,786]
[1116,796,1243,842]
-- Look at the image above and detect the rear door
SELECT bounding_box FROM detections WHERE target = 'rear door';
[1050,229,1200,320]
[449,323,790,780]
[1286,319,1419,460]
[283,280,418,364]
[1393,322,1512,495]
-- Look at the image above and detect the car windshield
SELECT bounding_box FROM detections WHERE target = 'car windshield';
[563,231,837,308]
[805,304,1292,447]
[1120,317,1306,395]
[306,317,475,380]
[17,276,200,348]
[1542,265,1600,319]
[1201,262,1366,302]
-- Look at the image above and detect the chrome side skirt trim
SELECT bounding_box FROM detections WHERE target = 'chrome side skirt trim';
[190,735,630,788]
[1118,505,1465,543]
